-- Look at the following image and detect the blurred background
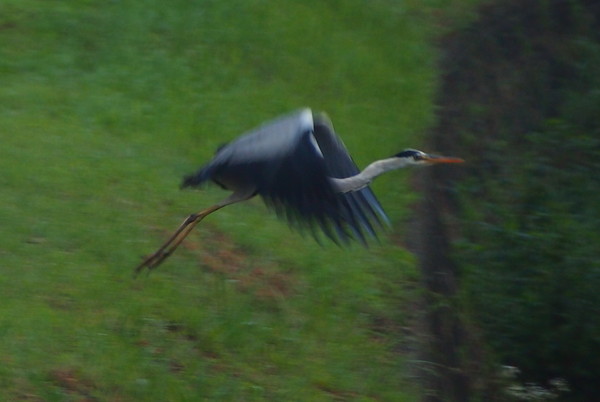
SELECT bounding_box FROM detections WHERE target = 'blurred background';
[0,0,598,401]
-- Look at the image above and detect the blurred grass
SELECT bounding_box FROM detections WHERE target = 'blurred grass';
[0,0,475,400]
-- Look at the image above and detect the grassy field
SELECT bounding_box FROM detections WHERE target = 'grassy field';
[1,0,474,400]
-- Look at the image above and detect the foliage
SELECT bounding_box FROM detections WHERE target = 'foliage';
[439,1,600,399]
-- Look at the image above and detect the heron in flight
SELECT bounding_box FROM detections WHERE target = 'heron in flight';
[135,108,463,273]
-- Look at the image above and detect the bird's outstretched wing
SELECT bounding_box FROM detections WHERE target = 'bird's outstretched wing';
[181,109,315,189]
[183,108,388,244]
[312,113,390,242]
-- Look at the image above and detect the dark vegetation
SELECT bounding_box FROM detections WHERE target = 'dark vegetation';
[427,0,600,400]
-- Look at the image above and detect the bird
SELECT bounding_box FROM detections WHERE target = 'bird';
[135,108,463,274]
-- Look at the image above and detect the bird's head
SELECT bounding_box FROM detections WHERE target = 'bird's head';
[394,149,464,166]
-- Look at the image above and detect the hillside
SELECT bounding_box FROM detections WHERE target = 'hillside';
[0,1,472,400]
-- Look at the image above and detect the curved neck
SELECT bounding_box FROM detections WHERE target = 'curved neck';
[330,157,408,193]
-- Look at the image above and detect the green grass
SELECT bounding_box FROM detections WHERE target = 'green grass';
[0,0,474,400]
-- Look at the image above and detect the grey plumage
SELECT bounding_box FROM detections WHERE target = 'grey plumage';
[182,108,388,244]
[135,108,463,273]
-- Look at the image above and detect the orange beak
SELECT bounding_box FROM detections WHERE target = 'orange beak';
[422,154,465,164]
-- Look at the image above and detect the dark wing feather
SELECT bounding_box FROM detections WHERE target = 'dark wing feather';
[312,113,390,238]
[256,130,351,244]
[182,108,388,244]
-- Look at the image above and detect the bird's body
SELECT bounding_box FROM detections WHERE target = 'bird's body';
[182,108,388,244]
[135,108,463,273]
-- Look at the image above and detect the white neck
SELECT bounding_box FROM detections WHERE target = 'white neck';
[330,157,409,193]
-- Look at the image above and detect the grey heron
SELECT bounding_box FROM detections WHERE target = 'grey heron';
[135,108,463,273]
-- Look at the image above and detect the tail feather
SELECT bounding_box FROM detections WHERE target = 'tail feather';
[181,165,212,189]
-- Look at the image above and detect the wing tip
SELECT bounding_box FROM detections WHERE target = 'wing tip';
[298,108,314,132]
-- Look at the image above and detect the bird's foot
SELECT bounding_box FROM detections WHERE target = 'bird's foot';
[134,250,172,276]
